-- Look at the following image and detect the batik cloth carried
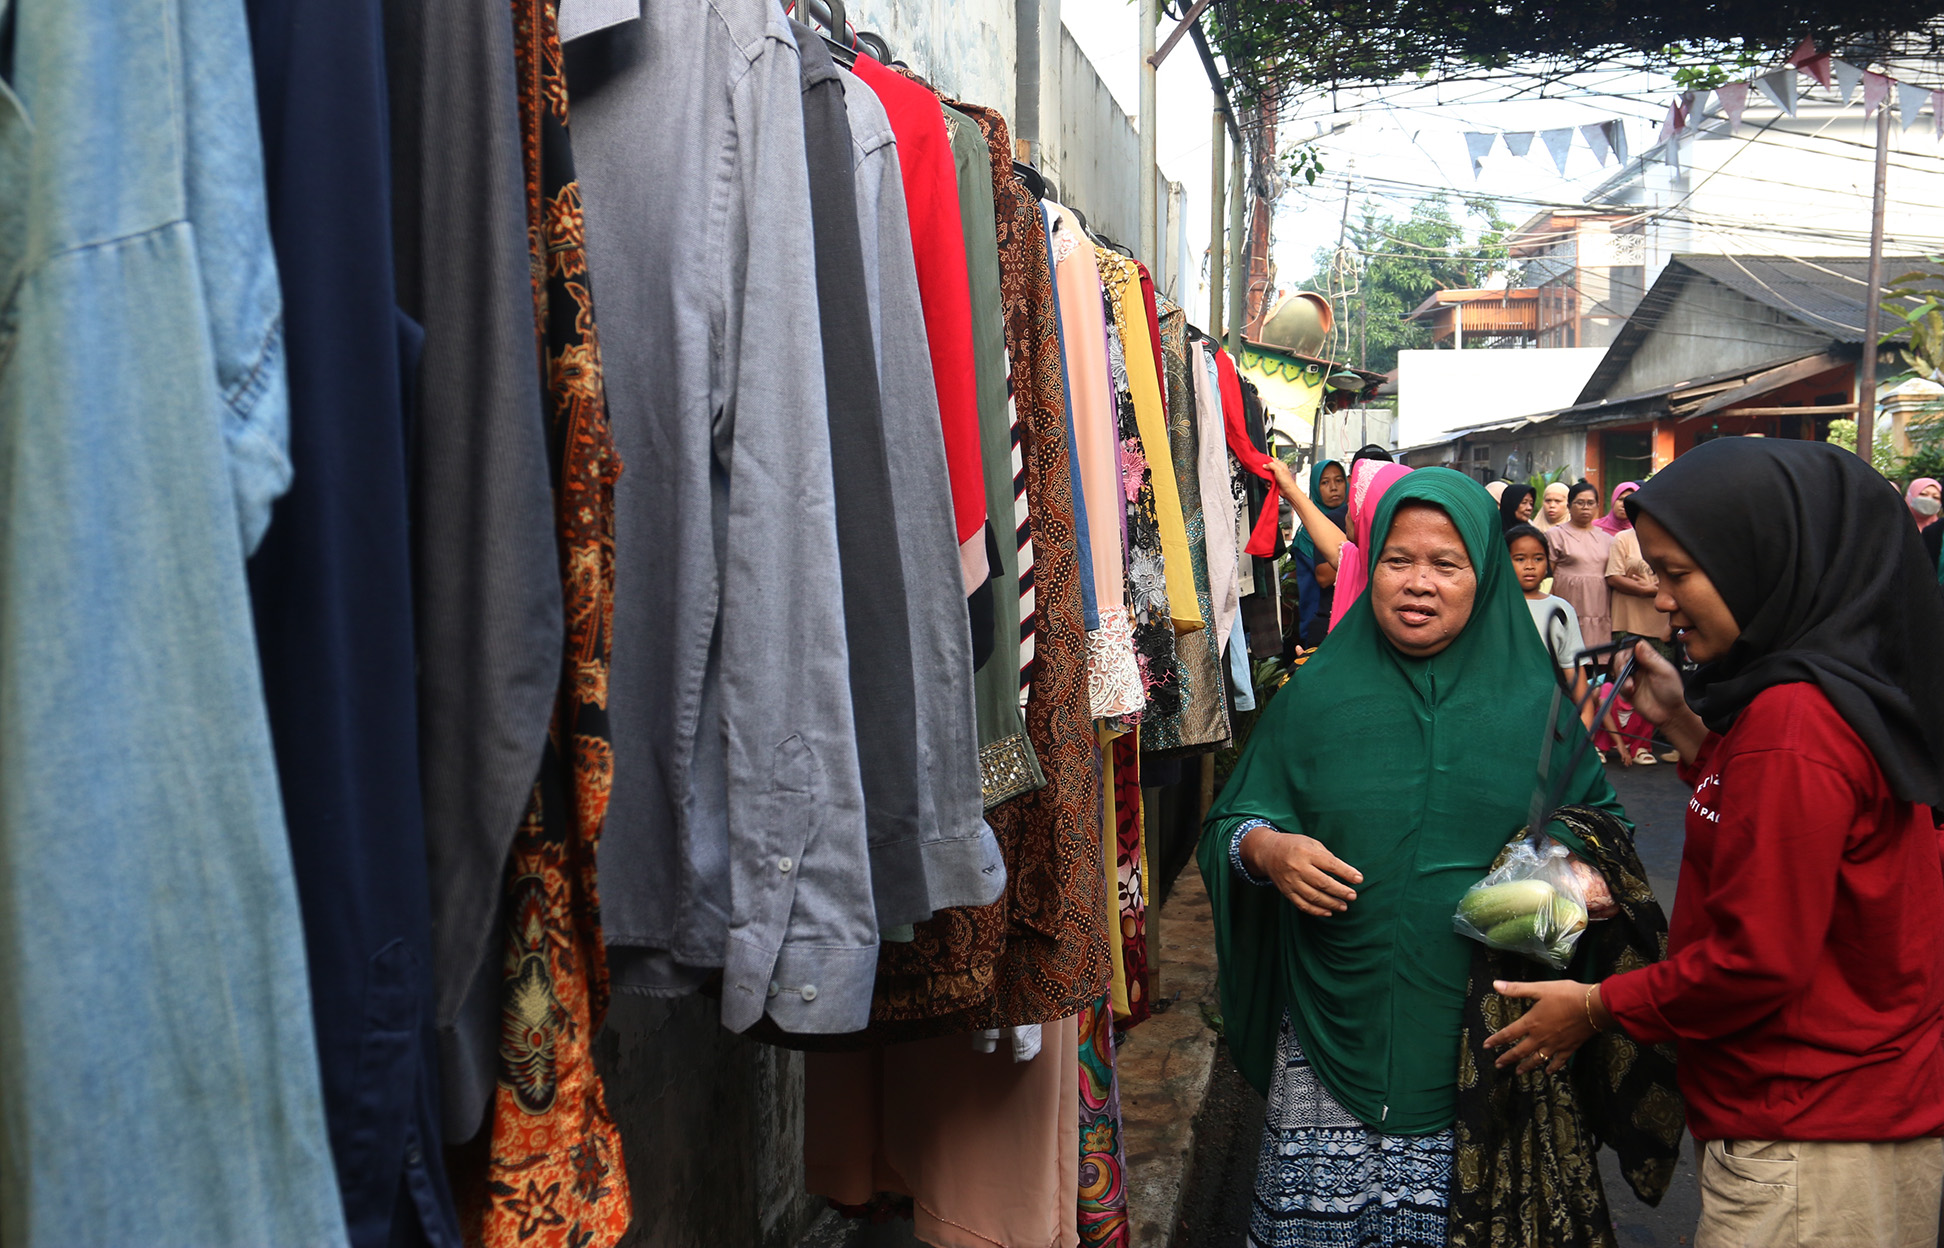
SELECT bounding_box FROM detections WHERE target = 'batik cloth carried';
[480,2,630,1244]
[1447,807,1684,1248]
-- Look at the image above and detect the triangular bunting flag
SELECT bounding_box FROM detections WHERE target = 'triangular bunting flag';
[1899,79,1931,130]
[1464,131,1497,177]
[1503,131,1534,157]
[1540,128,1575,174]
[1831,58,1863,104]
[1800,53,1833,87]
[1716,81,1749,133]
[1580,123,1611,165]
[1788,35,1819,66]
[1656,101,1687,146]
[1606,119,1628,166]
[1863,70,1890,114]
[1934,89,1944,139]
[1755,69,1798,116]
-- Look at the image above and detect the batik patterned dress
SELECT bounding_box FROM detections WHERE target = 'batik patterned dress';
[482,3,631,1245]
[1099,278,1180,725]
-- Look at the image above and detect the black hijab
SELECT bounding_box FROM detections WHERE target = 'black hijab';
[1627,438,1944,806]
[1498,483,1536,532]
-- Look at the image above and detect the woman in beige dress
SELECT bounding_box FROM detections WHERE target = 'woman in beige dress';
[1545,480,1614,647]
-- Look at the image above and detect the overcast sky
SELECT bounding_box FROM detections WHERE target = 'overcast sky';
[1058,0,1683,327]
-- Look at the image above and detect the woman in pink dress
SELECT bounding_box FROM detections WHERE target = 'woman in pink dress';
[1546,480,1615,647]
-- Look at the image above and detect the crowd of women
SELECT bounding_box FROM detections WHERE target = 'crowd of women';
[1205,437,1944,1248]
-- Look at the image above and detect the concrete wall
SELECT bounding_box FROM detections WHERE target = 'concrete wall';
[1047,24,1139,249]
[845,0,1017,123]
[599,995,821,1248]
[1601,278,1826,399]
[1396,347,1606,448]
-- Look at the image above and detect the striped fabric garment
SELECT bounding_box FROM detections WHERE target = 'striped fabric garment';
[1008,350,1036,710]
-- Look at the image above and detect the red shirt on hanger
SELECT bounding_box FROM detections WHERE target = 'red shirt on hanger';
[849,55,987,586]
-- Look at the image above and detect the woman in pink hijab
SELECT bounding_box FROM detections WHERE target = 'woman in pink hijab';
[1905,477,1941,530]
[1326,458,1413,629]
[1264,455,1413,630]
[1592,480,1640,536]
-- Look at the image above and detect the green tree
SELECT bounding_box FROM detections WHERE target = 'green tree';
[1298,196,1518,376]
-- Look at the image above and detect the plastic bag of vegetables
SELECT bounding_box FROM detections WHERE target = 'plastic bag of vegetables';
[1451,834,1593,969]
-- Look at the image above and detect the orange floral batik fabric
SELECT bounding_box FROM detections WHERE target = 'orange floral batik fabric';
[481,2,630,1246]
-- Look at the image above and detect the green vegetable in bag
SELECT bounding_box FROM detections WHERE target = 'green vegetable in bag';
[1458,879,1558,932]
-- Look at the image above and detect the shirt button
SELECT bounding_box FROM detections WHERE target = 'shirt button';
[767,980,780,998]
[800,984,818,1002]
[778,856,794,873]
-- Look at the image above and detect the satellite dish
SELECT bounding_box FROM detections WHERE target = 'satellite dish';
[1258,291,1334,357]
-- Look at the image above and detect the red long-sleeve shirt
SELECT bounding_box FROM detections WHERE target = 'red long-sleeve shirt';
[1602,681,1944,1141]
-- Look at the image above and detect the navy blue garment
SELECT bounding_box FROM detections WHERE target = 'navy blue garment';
[243,1,462,1244]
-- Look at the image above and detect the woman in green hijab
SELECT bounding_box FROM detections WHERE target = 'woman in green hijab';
[1201,468,1628,1247]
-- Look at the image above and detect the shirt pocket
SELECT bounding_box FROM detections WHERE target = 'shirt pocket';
[1712,1137,1799,1187]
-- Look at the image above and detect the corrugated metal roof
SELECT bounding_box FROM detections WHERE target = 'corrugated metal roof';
[1677,254,1918,342]
[1573,255,1937,405]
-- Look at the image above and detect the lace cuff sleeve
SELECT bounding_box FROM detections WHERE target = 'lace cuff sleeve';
[1229,818,1276,888]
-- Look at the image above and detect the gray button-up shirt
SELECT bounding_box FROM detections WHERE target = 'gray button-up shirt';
[837,67,1006,915]
[565,0,877,1034]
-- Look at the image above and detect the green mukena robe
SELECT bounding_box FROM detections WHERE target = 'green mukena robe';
[1201,467,1627,1135]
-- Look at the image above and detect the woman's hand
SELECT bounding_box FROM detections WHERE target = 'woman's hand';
[1240,826,1363,917]
[1483,980,1609,1075]
[1618,641,1707,762]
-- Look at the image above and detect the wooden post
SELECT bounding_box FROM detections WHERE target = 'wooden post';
[1210,109,1226,336]
[1858,97,1891,465]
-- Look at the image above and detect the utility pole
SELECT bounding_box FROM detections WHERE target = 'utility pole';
[1227,126,1246,357]
[1138,0,1158,269]
[1210,109,1226,336]
[1858,94,1891,466]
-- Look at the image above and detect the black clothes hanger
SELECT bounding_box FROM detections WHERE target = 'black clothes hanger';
[1012,161,1049,201]
[792,0,864,65]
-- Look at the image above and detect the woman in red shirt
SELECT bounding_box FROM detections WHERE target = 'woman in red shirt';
[1485,438,1944,1248]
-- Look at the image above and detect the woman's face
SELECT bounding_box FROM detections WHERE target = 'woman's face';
[1319,463,1347,510]
[1508,535,1548,595]
[1923,482,1941,504]
[1609,486,1638,517]
[1542,484,1569,523]
[1372,503,1477,658]
[1515,493,1535,521]
[1569,489,1599,527]
[1635,512,1743,663]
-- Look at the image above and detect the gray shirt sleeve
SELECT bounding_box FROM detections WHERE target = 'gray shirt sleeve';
[712,17,877,1034]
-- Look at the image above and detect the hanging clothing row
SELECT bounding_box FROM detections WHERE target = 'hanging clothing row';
[0,0,1288,1246]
